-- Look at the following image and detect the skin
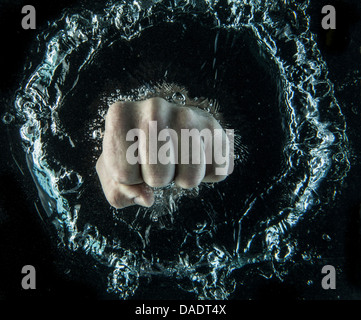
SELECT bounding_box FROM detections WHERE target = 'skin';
[96,97,231,209]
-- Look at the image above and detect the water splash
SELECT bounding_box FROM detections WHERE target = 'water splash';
[9,0,350,299]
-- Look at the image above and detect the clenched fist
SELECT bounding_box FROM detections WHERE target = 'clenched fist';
[96,97,233,209]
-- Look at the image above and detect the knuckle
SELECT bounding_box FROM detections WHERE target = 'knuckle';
[109,101,126,111]
[106,101,129,128]
[148,97,165,106]
[208,116,220,131]
[143,97,169,123]
[148,103,160,122]
[176,108,195,128]
[108,101,126,118]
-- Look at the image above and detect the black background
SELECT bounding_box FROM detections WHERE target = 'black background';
[0,0,361,306]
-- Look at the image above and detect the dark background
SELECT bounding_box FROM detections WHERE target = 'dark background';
[0,0,360,304]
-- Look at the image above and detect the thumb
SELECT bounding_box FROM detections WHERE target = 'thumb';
[96,155,154,209]
[118,182,155,208]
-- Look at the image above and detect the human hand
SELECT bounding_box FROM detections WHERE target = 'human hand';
[96,97,233,209]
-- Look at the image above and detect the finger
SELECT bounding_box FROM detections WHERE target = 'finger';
[139,133,176,187]
[202,127,232,182]
[174,135,206,189]
[138,100,176,188]
[96,154,154,209]
[102,102,143,185]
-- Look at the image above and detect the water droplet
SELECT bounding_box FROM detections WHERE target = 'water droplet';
[92,129,103,140]
[322,233,331,242]
[172,92,185,104]
[2,112,15,125]
[302,252,311,261]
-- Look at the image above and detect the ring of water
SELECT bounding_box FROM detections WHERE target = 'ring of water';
[11,0,350,299]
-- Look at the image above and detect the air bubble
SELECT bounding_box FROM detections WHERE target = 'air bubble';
[172,92,186,104]
[92,128,103,140]
[2,112,15,125]
[302,252,312,261]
